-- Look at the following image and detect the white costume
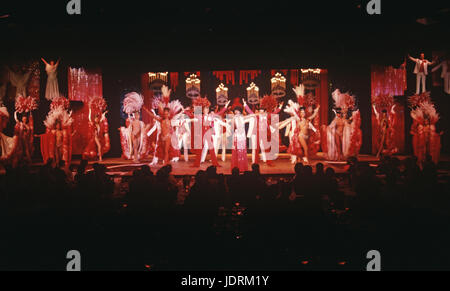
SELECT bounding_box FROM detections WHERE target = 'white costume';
[213,115,231,162]
[408,55,435,94]
[45,63,60,100]
[432,60,450,94]
[7,67,31,98]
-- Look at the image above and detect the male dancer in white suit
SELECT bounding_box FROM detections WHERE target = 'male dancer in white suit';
[408,53,437,94]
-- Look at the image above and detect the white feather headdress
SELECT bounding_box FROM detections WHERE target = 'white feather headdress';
[284,99,300,116]
[292,85,305,98]
[420,101,439,124]
[123,92,144,114]
[44,107,73,129]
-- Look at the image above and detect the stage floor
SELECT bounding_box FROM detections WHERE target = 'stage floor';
[80,153,392,177]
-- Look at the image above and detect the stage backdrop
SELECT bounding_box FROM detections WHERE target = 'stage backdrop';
[68,67,103,155]
[140,69,329,144]
[371,64,407,154]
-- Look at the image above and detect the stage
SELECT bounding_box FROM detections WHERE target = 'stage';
[75,153,406,177]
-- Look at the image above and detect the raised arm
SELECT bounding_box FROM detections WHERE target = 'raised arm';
[272,102,284,114]
[101,111,108,122]
[56,58,60,66]
[307,105,320,121]
[408,54,417,63]
[431,61,443,72]
[143,106,161,121]
[278,116,294,129]
[88,107,92,123]
[242,98,254,114]
[390,104,396,115]
[216,100,231,116]
[41,58,49,66]
[372,104,379,119]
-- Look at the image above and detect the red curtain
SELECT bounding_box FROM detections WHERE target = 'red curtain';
[213,71,235,85]
[170,72,179,92]
[318,70,329,127]
[371,65,406,98]
[184,71,201,77]
[239,70,261,85]
[141,73,153,124]
[290,69,299,87]
[270,69,288,76]
[68,67,103,155]
[370,65,406,154]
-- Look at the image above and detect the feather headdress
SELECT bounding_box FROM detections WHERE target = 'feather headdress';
[50,96,70,111]
[408,91,431,108]
[123,92,144,114]
[332,89,355,110]
[410,106,424,124]
[161,85,171,103]
[420,101,439,124]
[292,85,305,106]
[44,107,73,129]
[89,96,107,115]
[284,99,300,116]
[260,94,277,112]
[373,94,394,110]
[15,95,38,113]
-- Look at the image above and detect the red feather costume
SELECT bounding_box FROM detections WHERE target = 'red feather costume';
[409,95,442,166]
[82,96,110,160]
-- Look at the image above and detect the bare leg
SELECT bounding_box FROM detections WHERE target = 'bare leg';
[260,139,267,162]
[251,135,257,164]
[132,136,140,163]
[221,134,226,162]
[299,135,309,163]
[95,136,102,161]
[163,138,170,165]
[335,133,343,160]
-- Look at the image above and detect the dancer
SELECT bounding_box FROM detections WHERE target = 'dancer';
[177,115,193,162]
[144,88,183,165]
[372,94,398,157]
[230,104,253,172]
[289,105,320,163]
[323,89,361,161]
[408,53,437,94]
[41,58,60,100]
[42,97,74,166]
[244,95,282,165]
[283,85,320,163]
[120,92,149,163]
[279,100,300,163]
[0,106,17,164]
[83,96,110,161]
[431,55,450,94]
[7,66,32,98]
[185,97,230,167]
[213,104,231,162]
[14,95,38,165]
[409,94,442,166]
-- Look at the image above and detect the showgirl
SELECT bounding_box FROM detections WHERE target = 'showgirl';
[409,92,443,166]
[14,95,38,166]
[323,89,362,161]
[120,92,150,163]
[42,96,74,166]
[83,96,110,161]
